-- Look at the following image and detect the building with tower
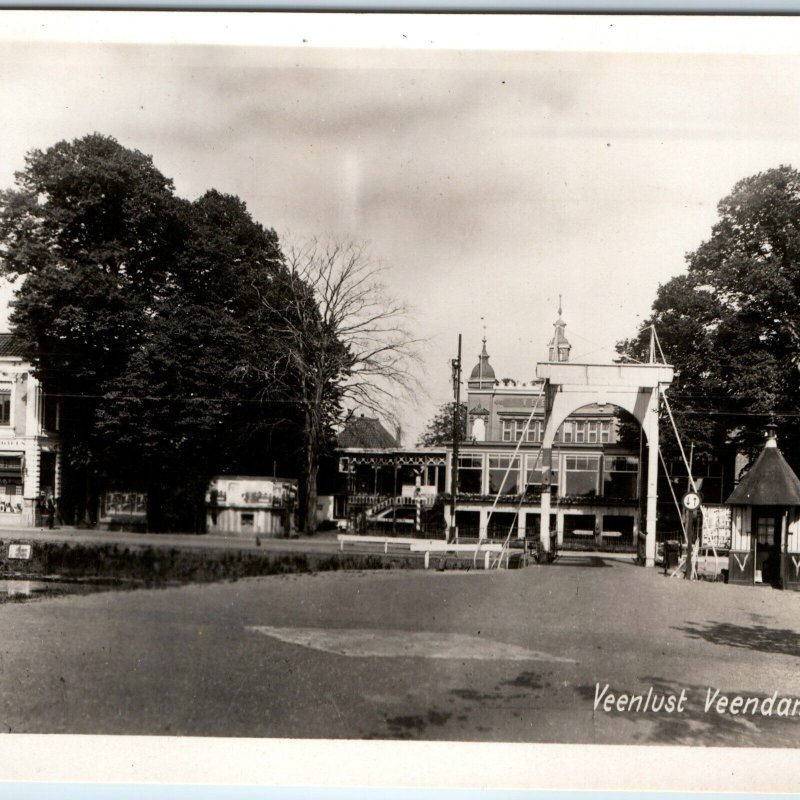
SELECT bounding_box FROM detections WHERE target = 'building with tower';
[324,304,671,561]
[444,306,648,550]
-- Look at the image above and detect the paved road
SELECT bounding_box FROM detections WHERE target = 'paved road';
[2,554,800,746]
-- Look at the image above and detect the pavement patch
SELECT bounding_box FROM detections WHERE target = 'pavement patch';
[247,625,577,662]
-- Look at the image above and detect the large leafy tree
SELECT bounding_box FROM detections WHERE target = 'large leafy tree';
[95,190,300,530]
[618,165,800,473]
[0,135,304,530]
[0,133,188,522]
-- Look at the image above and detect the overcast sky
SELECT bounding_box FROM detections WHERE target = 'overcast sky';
[1,14,800,442]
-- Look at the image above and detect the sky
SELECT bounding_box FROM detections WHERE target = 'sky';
[2,13,800,443]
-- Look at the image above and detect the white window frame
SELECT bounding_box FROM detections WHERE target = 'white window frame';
[0,384,12,428]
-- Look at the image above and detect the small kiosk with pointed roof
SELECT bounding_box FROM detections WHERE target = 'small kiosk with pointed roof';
[725,425,800,589]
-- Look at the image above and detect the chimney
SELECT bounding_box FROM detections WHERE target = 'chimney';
[765,422,778,448]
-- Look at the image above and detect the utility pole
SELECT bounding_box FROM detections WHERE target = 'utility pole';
[449,334,462,543]
[685,442,695,580]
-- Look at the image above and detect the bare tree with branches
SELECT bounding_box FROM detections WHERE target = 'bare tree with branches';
[248,238,420,531]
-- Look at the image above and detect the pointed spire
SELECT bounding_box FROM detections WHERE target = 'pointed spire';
[468,327,496,388]
[548,297,571,362]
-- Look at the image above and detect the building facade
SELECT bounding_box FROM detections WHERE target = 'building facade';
[0,334,61,527]
[445,311,643,547]
[206,475,298,537]
[326,309,658,552]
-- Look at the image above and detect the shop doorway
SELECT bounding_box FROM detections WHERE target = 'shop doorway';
[753,506,783,587]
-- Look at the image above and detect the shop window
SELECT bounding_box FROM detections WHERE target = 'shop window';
[241,512,255,528]
[564,455,600,496]
[455,510,480,537]
[488,455,520,495]
[458,453,483,494]
[603,456,638,499]
[602,515,634,543]
[564,513,597,535]
[525,454,542,488]
[487,511,517,538]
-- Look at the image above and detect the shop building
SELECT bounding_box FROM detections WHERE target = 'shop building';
[445,309,650,549]
[206,475,298,537]
[0,334,60,527]
[325,307,673,563]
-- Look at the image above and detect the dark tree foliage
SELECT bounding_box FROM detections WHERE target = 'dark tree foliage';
[618,165,800,473]
[0,134,189,523]
[417,402,467,447]
[0,135,305,530]
[94,190,304,530]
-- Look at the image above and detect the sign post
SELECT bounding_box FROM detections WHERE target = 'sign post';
[683,490,701,580]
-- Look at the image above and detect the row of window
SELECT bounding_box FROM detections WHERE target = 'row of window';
[0,386,59,429]
[500,418,613,444]
[456,452,639,498]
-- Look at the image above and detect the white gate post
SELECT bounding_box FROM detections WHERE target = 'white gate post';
[645,388,660,567]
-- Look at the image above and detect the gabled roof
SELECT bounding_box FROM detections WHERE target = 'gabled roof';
[0,333,26,359]
[338,415,398,449]
[726,437,800,506]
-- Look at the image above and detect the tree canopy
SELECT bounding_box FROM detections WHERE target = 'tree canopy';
[0,134,416,532]
[0,134,303,529]
[618,165,800,471]
[417,401,467,447]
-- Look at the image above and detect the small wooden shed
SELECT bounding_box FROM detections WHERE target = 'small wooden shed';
[725,429,800,589]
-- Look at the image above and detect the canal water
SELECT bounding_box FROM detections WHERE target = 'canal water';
[0,578,124,601]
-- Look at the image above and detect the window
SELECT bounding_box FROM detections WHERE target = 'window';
[574,421,586,443]
[588,421,598,443]
[488,455,520,495]
[560,422,572,443]
[502,419,537,442]
[603,456,639,499]
[457,453,483,494]
[601,421,611,443]
[564,455,600,496]
[43,394,59,432]
[525,454,542,487]
[524,419,543,442]
[0,389,10,426]
[241,512,255,528]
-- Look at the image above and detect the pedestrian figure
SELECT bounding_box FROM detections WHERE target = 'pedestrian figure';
[46,496,55,529]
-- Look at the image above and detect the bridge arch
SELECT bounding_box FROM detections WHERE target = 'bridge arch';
[535,361,673,566]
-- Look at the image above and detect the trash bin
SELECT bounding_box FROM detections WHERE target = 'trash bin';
[664,541,682,573]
